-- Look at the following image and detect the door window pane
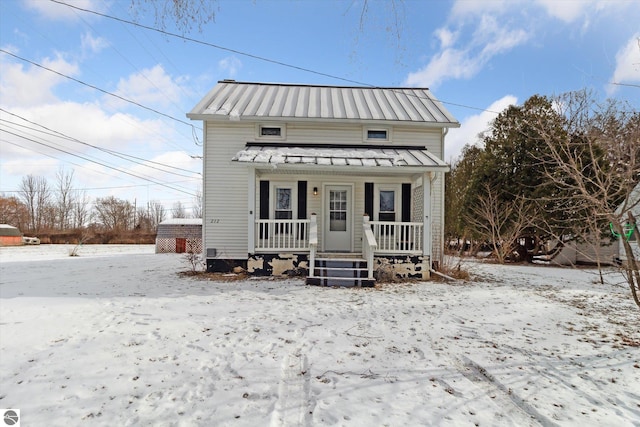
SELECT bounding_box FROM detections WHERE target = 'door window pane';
[275,188,292,220]
[380,190,395,212]
[329,190,347,231]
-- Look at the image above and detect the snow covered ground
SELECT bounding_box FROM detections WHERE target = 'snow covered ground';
[1,244,639,426]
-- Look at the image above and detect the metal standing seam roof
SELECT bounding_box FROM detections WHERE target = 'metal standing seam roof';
[233,145,449,170]
[0,224,22,236]
[188,81,459,126]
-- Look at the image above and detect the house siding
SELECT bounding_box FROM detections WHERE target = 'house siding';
[203,122,253,260]
[432,171,445,265]
[204,120,444,262]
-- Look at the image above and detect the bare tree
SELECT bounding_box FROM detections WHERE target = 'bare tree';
[533,91,640,308]
[93,196,135,231]
[0,195,29,230]
[73,190,91,229]
[55,168,75,230]
[19,175,52,233]
[172,201,187,219]
[129,0,219,33]
[464,183,536,264]
[149,200,167,232]
[192,187,202,219]
[135,207,153,232]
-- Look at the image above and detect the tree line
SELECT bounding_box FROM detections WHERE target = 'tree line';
[445,89,639,307]
[0,169,202,243]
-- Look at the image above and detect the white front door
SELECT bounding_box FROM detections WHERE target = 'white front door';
[324,185,352,252]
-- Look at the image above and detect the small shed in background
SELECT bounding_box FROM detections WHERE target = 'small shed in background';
[156,218,202,254]
[0,224,23,246]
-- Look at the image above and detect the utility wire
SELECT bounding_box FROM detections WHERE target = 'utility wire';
[0,49,201,131]
[1,128,197,196]
[0,109,201,177]
[49,0,501,114]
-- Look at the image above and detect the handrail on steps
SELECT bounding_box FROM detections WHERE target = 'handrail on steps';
[362,215,378,279]
[309,214,318,277]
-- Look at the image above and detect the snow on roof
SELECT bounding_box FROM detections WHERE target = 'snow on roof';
[158,218,202,226]
[233,145,448,170]
[0,224,22,236]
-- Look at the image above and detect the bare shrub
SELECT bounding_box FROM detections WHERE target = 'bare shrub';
[183,250,204,274]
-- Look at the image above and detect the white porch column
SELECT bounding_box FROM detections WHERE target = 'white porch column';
[247,167,256,254]
[423,172,431,258]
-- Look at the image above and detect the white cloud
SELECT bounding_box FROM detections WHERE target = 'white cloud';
[435,28,457,49]
[1,157,59,179]
[81,32,109,56]
[405,17,529,88]
[450,0,510,18]
[24,0,105,21]
[534,0,589,23]
[0,53,79,107]
[445,95,518,162]
[218,56,242,79]
[607,34,640,95]
[110,65,184,110]
[406,0,636,88]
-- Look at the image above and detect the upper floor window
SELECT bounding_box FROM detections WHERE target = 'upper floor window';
[364,127,391,142]
[368,130,387,139]
[257,124,286,140]
[261,127,281,137]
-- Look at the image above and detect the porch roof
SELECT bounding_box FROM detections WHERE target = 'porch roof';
[232,144,449,171]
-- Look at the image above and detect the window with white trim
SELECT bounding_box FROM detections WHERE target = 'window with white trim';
[257,124,286,140]
[364,127,391,142]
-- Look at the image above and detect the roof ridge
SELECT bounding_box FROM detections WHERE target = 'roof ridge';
[218,80,431,91]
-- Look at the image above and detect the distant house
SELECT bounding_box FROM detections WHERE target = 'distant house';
[187,80,459,286]
[616,182,640,263]
[0,224,23,246]
[155,218,202,254]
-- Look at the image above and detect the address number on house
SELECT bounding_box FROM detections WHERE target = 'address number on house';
[209,219,221,224]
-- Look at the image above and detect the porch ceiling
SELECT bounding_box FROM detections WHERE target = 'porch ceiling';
[232,144,449,172]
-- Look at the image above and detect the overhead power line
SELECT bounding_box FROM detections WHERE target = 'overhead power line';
[49,0,499,114]
[0,48,201,131]
[1,128,197,197]
[0,108,201,177]
[50,0,369,87]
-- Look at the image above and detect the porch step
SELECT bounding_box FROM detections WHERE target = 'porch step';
[306,257,375,288]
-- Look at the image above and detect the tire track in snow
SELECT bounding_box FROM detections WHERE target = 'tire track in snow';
[270,351,312,427]
[459,355,559,427]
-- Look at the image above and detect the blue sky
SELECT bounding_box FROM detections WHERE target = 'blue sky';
[1,0,639,215]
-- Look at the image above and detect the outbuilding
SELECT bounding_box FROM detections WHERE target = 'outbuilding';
[0,224,23,246]
[155,218,202,254]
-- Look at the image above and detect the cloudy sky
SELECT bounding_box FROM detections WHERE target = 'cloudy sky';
[1,0,638,214]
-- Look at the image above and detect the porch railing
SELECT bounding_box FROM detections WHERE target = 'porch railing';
[369,221,423,254]
[254,218,423,256]
[255,219,311,252]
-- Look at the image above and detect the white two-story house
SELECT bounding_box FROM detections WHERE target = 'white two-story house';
[187,80,459,286]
